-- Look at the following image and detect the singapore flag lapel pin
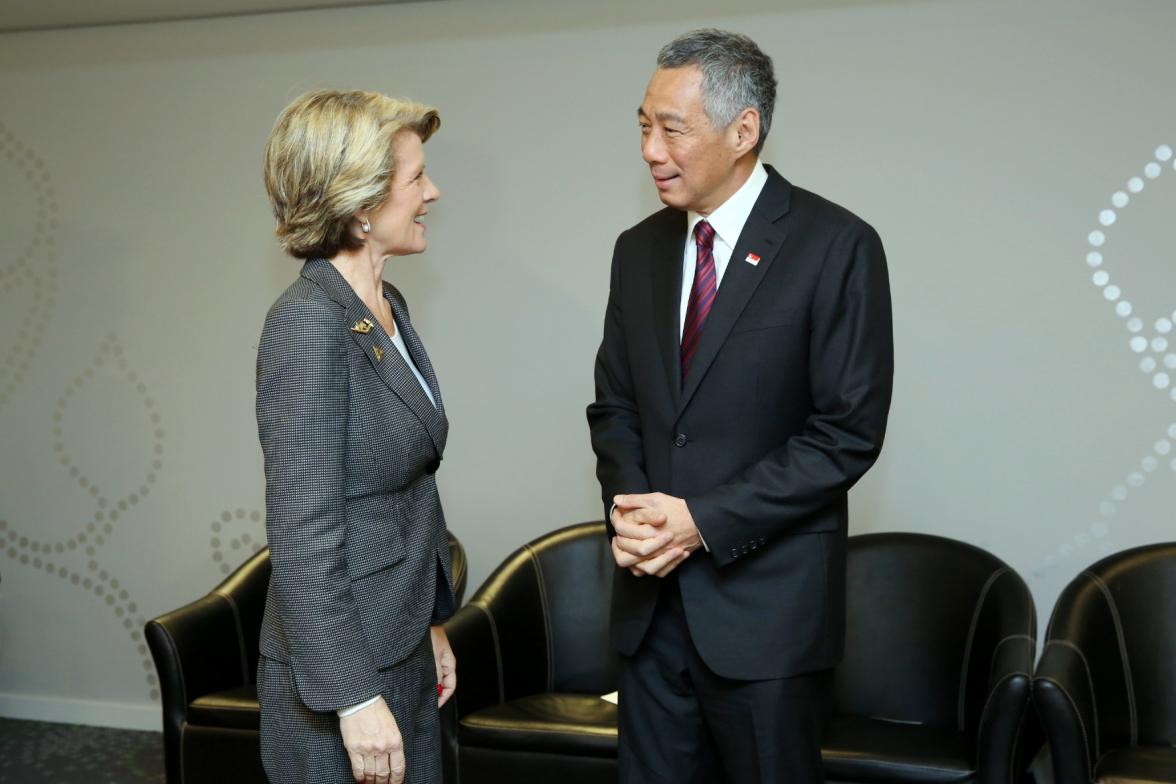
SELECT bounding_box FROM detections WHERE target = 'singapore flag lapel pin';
[745,252,761,266]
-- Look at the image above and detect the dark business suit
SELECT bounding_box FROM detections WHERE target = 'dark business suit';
[588,166,893,781]
[256,259,456,784]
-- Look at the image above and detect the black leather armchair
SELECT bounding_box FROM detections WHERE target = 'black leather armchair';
[443,521,618,784]
[146,533,467,784]
[1034,541,1176,783]
[445,527,1037,784]
[825,532,1038,783]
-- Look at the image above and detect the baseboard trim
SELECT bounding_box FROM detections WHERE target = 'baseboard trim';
[0,692,161,731]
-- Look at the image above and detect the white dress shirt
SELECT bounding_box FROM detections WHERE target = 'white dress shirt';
[611,161,770,556]
[390,325,436,408]
[678,161,768,552]
[679,160,769,335]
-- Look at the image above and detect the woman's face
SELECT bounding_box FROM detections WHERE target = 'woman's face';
[366,131,440,257]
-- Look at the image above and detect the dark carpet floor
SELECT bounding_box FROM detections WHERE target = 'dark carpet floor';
[0,718,164,783]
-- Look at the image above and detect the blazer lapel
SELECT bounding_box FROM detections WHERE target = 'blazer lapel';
[300,260,448,457]
[677,168,792,415]
[651,210,686,409]
[384,286,448,454]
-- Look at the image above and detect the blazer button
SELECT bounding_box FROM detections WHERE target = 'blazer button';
[673,433,688,447]
[729,548,739,560]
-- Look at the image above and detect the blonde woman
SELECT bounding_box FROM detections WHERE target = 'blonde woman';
[256,90,457,784]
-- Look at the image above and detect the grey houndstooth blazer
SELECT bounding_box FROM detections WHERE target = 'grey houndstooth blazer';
[256,258,457,714]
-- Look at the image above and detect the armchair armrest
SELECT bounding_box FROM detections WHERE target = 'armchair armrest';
[975,634,1035,784]
[146,592,256,707]
[1033,641,1097,784]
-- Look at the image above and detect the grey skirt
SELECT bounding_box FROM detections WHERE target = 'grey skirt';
[258,633,440,784]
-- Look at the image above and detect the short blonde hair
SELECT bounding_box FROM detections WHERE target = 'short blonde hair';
[263,89,440,259]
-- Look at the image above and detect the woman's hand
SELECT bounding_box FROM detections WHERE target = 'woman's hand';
[430,625,457,707]
[339,696,405,784]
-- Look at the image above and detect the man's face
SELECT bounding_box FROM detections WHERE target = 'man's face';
[639,66,742,216]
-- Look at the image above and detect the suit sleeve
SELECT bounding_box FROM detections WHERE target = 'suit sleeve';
[256,300,381,711]
[689,222,894,567]
[587,234,652,533]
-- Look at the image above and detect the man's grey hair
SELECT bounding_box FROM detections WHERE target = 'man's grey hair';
[657,29,777,154]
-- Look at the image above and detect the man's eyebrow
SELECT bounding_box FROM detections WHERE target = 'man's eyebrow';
[636,108,688,124]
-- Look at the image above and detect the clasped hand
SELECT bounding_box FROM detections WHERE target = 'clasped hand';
[610,492,701,578]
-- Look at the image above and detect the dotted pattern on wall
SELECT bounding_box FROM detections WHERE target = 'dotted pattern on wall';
[0,331,165,699]
[210,507,266,575]
[0,121,58,413]
[1035,144,1176,577]
[0,123,266,704]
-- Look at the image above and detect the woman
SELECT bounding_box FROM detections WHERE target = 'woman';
[256,90,457,784]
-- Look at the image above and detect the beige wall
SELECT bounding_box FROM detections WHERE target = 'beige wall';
[1,0,1175,729]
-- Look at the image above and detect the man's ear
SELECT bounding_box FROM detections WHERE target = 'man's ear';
[732,107,761,156]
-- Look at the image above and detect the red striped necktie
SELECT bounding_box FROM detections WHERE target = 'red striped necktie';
[681,219,717,384]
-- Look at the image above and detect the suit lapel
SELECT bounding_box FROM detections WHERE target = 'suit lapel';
[677,168,792,415]
[384,285,448,453]
[300,259,448,457]
[651,210,686,409]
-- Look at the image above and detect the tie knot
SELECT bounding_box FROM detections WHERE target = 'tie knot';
[694,220,715,249]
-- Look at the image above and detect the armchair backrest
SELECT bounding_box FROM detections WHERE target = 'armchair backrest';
[448,531,468,606]
[835,532,1035,737]
[468,522,616,700]
[1044,541,1176,750]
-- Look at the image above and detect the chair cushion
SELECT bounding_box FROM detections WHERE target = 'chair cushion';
[459,693,617,758]
[1096,746,1176,783]
[822,715,974,783]
[188,685,260,730]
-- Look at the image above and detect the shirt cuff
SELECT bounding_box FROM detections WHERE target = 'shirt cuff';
[337,695,381,717]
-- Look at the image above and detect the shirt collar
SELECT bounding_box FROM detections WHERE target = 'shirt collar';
[687,160,768,248]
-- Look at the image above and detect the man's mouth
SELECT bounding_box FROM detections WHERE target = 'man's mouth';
[652,173,678,190]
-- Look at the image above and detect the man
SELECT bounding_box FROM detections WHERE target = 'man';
[587,29,894,783]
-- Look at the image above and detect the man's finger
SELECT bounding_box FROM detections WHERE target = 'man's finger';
[350,753,366,783]
[636,547,683,576]
[613,517,670,541]
[611,536,637,566]
[656,549,691,577]
[616,505,668,526]
[614,492,661,509]
[615,532,673,558]
[612,514,665,538]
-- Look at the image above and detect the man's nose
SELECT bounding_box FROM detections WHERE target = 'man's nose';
[642,132,666,164]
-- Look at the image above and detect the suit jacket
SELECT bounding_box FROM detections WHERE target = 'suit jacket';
[587,166,894,681]
[256,258,456,712]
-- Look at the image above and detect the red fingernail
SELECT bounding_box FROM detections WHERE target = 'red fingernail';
[437,683,444,697]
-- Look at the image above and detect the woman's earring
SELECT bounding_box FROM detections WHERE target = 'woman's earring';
[361,217,371,233]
